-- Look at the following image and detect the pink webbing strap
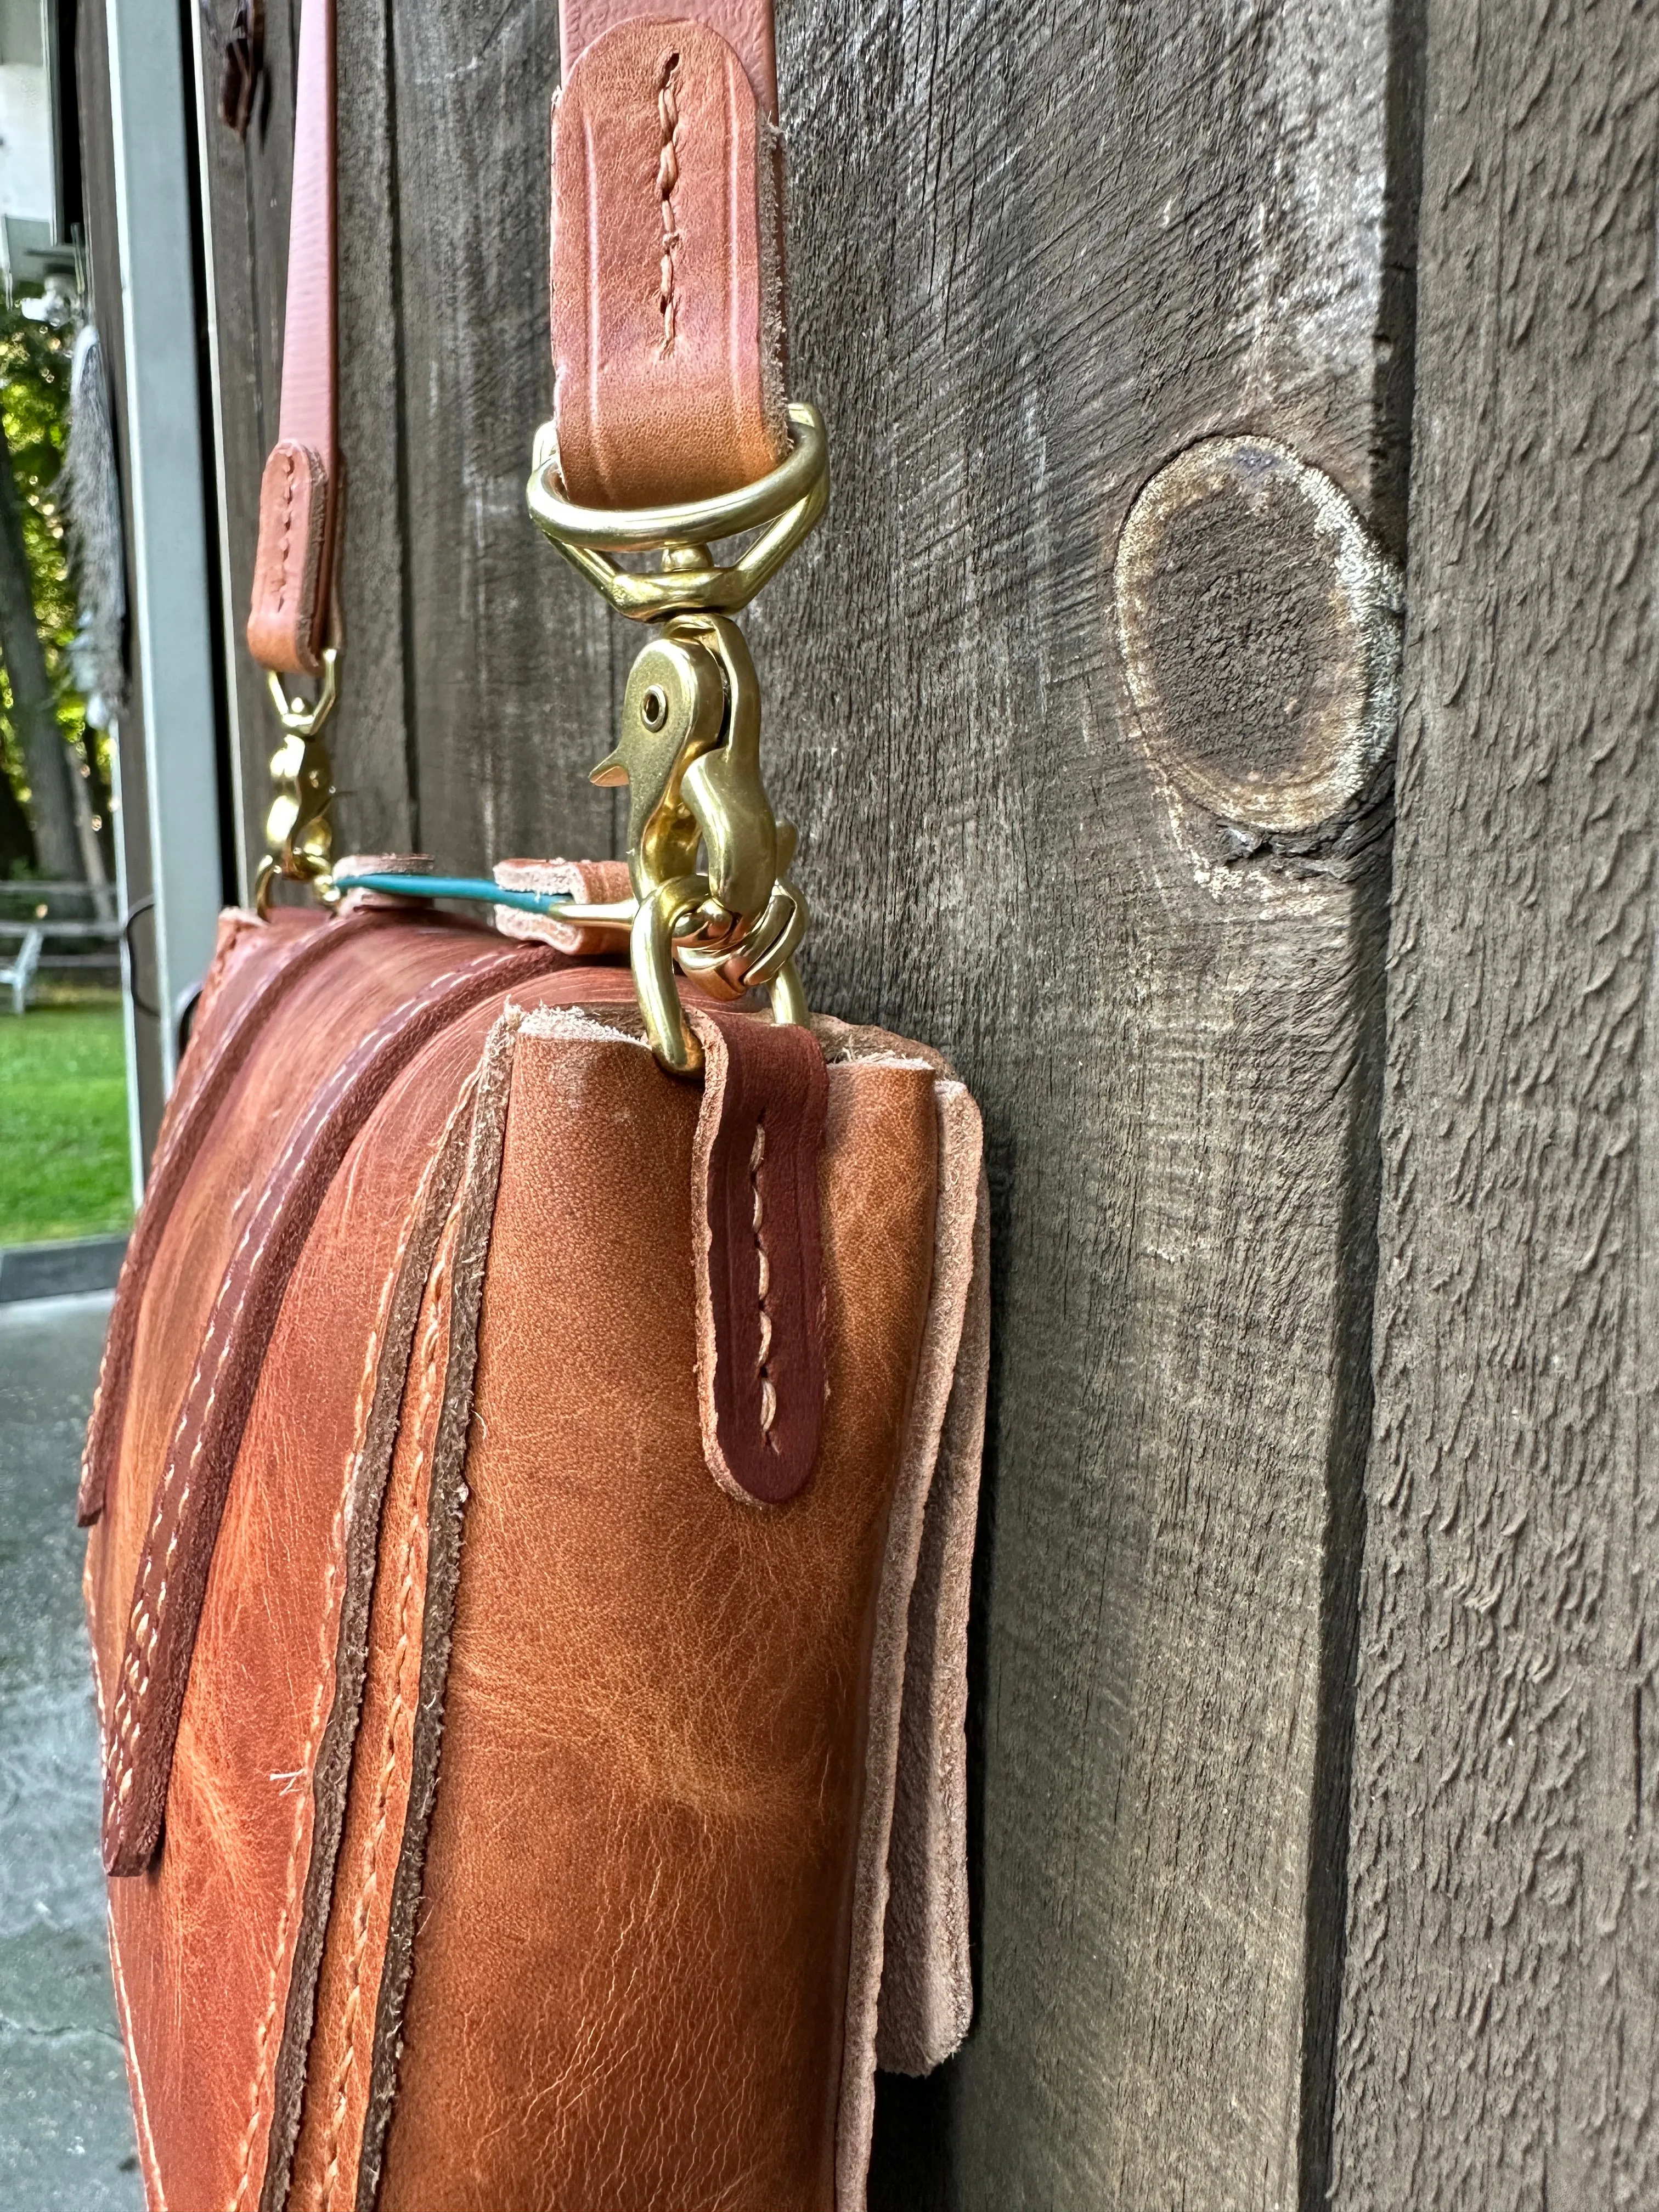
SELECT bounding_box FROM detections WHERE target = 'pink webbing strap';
[549,0,789,509]
[246,0,338,675]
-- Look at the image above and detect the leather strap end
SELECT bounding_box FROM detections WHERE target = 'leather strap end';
[247,439,332,676]
[690,1011,827,1505]
[559,0,778,113]
[493,857,635,956]
[549,17,789,509]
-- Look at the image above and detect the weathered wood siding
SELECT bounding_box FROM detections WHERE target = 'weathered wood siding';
[1331,2,1659,2203]
[184,1,1428,2205]
[769,7,1423,2206]
[116,0,1659,2198]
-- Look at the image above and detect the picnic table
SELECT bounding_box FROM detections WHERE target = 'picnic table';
[0,882,124,1013]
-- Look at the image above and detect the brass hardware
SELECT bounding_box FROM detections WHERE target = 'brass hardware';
[527,402,828,619]
[528,405,826,1071]
[254,647,341,917]
[595,613,808,1075]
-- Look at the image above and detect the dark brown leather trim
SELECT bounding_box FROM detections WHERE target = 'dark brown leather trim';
[78,910,390,1527]
[100,945,562,1877]
[353,1009,523,2212]
[690,1008,828,1504]
[258,1087,478,2212]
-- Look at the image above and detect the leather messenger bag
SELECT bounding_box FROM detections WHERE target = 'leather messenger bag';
[82,3,989,2209]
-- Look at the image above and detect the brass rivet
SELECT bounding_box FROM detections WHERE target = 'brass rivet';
[641,684,669,732]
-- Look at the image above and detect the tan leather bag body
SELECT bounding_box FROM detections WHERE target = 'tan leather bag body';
[87,0,988,2199]
[82,900,987,2211]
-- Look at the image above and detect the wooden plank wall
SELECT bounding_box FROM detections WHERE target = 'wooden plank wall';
[175,0,1659,2203]
[185,1,1425,2206]
[767,7,1419,2207]
[196,0,616,896]
[1331,1,1659,2202]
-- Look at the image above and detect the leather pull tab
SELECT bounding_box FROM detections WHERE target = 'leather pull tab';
[247,440,330,675]
[689,1010,826,1504]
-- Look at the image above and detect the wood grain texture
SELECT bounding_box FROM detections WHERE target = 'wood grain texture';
[750,2,1418,2203]
[1331,2,1659,2204]
[195,0,614,886]
[387,0,612,871]
[195,0,296,895]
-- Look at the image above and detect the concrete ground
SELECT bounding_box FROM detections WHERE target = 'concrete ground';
[0,1291,143,2208]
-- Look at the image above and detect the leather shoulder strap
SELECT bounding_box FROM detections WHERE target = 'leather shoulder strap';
[549,0,788,507]
[247,0,338,675]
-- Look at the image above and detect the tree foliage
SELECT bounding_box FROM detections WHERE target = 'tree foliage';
[0,298,93,871]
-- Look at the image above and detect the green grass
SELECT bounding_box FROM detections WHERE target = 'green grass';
[0,991,132,1245]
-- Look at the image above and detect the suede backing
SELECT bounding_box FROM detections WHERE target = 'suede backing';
[832,1073,985,2210]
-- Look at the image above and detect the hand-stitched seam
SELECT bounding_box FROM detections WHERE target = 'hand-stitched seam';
[104,956,512,1828]
[750,1118,778,1448]
[227,1110,462,2210]
[656,51,682,356]
[109,1916,169,2212]
[316,1244,448,2212]
[82,919,359,1516]
[274,450,297,618]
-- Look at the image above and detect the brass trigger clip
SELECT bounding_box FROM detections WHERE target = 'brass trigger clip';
[592,613,808,1076]
[527,404,828,1074]
[253,647,341,918]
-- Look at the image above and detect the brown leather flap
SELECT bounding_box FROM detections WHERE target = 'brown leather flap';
[97,939,833,1877]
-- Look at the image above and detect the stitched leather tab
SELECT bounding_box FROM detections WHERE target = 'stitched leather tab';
[550,16,787,507]
[689,1008,827,1504]
[100,945,562,1877]
[247,439,330,675]
[492,856,635,956]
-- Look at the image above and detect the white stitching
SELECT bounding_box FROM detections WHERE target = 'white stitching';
[656,52,682,355]
[751,1119,778,1447]
[224,1083,471,2211]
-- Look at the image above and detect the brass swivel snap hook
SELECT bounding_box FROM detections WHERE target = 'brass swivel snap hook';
[593,614,808,1075]
[253,648,342,918]
[526,404,827,1074]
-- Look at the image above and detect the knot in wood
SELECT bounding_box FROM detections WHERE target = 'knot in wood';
[1113,436,1402,836]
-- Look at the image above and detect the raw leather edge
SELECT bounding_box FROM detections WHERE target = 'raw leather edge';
[353,1009,524,2212]
[255,1086,480,2212]
[876,1166,990,2072]
[833,1074,986,2211]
